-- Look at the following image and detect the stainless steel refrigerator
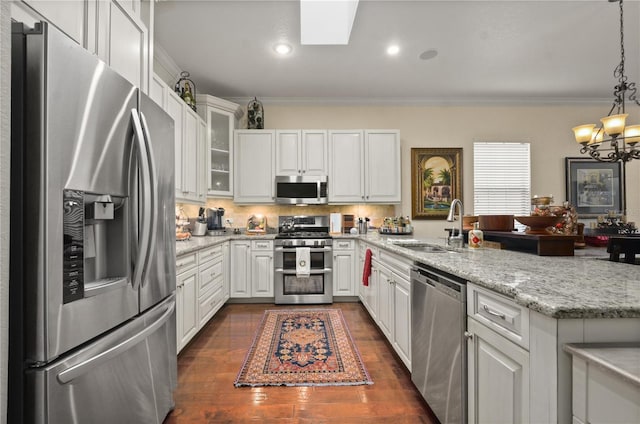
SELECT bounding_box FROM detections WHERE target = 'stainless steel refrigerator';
[9,22,177,423]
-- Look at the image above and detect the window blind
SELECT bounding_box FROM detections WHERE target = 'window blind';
[473,142,531,216]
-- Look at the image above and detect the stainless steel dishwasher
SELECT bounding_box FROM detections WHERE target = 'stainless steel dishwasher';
[411,262,467,424]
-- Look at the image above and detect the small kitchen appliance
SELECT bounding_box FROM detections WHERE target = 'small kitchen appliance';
[411,262,467,424]
[206,207,225,230]
[274,215,333,304]
[193,208,208,236]
[274,175,328,205]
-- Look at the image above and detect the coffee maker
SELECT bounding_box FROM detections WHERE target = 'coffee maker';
[206,208,225,231]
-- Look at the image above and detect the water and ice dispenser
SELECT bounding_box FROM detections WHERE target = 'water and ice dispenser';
[63,190,129,304]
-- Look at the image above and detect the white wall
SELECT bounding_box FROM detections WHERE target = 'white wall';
[261,103,640,239]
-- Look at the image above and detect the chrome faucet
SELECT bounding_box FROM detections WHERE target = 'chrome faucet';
[446,199,464,248]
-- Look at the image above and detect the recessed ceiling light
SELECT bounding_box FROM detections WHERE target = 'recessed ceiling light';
[274,43,292,55]
[419,49,438,61]
[386,45,400,56]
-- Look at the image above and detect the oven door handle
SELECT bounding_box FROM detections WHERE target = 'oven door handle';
[274,246,332,252]
[275,268,332,274]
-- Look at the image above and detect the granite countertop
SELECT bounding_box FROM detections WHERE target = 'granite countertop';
[358,234,640,319]
[176,232,640,319]
[176,234,276,256]
[564,343,640,388]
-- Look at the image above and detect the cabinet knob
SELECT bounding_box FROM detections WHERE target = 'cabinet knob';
[464,331,474,340]
[302,170,306,174]
[298,169,301,174]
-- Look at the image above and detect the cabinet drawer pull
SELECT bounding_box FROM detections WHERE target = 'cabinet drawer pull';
[483,304,506,320]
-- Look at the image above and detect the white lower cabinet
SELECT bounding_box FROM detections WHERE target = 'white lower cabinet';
[230,240,251,298]
[222,241,230,301]
[333,239,356,296]
[176,264,198,353]
[250,240,274,297]
[358,243,411,369]
[376,262,394,340]
[392,273,411,367]
[176,243,228,354]
[197,245,224,327]
[231,240,274,298]
[467,317,530,424]
[467,284,531,424]
[570,353,640,424]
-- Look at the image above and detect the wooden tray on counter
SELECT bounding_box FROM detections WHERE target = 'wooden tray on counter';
[481,231,577,256]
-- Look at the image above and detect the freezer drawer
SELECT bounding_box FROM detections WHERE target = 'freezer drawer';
[25,294,177,424]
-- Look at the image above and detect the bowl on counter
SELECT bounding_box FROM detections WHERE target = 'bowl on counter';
[462,215,479,230]
[515,215,564,234]
[478,215,515,231]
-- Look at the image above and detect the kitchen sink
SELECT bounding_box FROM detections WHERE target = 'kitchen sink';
[401,245,448,253]
[387,240,449,253]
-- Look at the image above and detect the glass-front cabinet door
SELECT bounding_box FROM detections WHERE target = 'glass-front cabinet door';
[196,95,243,197]
[208,108,233,195]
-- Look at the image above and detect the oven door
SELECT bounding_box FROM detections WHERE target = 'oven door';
[274,246,333,304]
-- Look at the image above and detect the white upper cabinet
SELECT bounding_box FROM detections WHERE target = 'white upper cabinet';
[365,130,401,203]
[234,130,275,203]
[328,131,364,203]
[275,130,328,176]
[97,0,148,91]
[196,95,243,198]
[15,1,88,45]
[328,130,400,203]
[13,0,149,93]
[158,81,204,205]
[149,73,166,108]
[179,106,200,202]
[166,90,185,200]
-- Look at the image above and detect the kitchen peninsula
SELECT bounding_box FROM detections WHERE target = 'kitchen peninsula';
[178,232,640,423]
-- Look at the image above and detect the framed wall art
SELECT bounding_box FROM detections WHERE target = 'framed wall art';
[565,157,625,217]
[411,148,463,219]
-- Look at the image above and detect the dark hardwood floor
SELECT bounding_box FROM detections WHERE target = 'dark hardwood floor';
[164,302,438,423]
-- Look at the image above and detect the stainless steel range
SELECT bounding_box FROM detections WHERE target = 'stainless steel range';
[274,216,333,304]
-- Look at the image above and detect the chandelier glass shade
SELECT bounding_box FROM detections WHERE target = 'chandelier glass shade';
[572,0,640,162]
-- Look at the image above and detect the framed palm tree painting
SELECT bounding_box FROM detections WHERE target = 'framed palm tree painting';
[411,148,463,219]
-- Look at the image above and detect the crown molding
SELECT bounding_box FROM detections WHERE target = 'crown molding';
[153,42,182,84]
[224,96,615,107]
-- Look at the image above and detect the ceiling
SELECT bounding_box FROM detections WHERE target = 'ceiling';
[154,0,640,104]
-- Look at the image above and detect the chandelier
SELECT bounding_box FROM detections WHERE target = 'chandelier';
[572,0,640,162]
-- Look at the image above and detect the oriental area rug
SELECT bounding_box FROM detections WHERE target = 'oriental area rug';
[234,309,373,387]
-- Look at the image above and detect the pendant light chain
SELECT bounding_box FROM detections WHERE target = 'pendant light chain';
[572,0,640,162]
[614,0,626,113]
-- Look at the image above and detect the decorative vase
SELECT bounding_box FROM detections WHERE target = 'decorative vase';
[247,97,264,129]
[174,71,197,112]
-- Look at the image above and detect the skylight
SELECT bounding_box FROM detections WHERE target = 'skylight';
[300,0,359,45]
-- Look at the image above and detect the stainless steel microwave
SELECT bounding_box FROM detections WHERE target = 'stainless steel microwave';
[275,175,328,205]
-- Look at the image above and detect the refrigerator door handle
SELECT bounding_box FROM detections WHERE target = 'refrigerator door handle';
[139,112,158,288]
[56,298,175,384]
[130,109,152,291]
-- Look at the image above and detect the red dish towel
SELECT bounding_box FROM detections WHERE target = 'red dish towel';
[362,249,372,286]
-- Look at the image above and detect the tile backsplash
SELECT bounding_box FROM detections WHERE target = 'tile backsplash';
[177,199,396,233]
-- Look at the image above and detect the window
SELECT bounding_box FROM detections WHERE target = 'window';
[473,142,531,218]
